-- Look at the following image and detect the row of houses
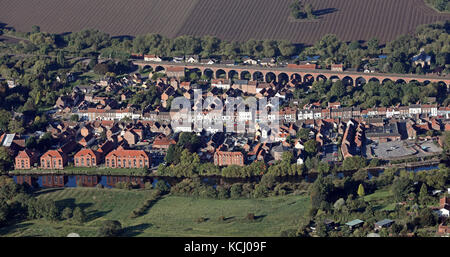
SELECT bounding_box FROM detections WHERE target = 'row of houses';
[15,145,151,170]
[298,103,449,121]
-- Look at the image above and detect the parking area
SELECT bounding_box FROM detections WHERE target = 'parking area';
[370,141,417,159]
[419,141,442,154]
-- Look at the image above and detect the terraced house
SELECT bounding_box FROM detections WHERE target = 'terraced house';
[74,149,101,167]
[105,147,150,168]
[214,151,245,166]
[40,150,67,170]
[15,150,39,170]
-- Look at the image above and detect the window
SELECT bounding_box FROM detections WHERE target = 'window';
[58,159,62,166]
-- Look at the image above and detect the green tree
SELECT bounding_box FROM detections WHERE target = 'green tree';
[278,40,296,57]
[304,139,319,156]
[296,128,311,141]
[391,177,413,202]
[56,51,66,68]
[155,179,169,193]
[357,183,365,197]
[70,114,79,122]
[418,183,429,206]
[290,0,307,19]
[310,175,332,210]
[329,80,346,98]
[72,207,86,224]
[8,119,25,134]
[342,156,367,171]
[61,207,73,220]
[97,220,122,237]
[0,110,12,131]
[304,3,316,19]
[31,25,41,34]
[392,62,406,74]
[367,38,379,54]
[0,147,12,172]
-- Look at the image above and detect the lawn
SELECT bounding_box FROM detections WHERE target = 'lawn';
[364,188,396,211]
[0,188,310,237]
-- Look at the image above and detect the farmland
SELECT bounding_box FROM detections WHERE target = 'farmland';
[1,0,449,44]
[0,188,310,237]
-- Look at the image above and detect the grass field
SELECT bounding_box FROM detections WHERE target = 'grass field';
[364,188,396,211]
[0,188,310,237]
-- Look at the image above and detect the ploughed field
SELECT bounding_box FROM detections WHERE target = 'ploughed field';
[1,0,449,44]
[0,188,310,237]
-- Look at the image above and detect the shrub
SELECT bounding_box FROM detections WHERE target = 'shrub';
[72,207,86,224]
[61,207,73,220]
[246,213,255,221]
[97,220,122,237]
[196,217,207,223]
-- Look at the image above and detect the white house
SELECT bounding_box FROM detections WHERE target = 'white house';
[144,55,162,62]
[185,55,200,63]
[211,79,231,90]
[437,207,450,217]
[298,110,314,120]
[409,105,422,115]
[243,57,258,65]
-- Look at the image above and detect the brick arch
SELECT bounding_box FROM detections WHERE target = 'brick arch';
[265,72,277,83]
[240,70,252,80]
[228,70,239,80]
[316,74,327,82]
[203,68,215,79]
[216,69,227,79]
[342,76,354,87]
[277,73,289,84]
[253,71,264,81]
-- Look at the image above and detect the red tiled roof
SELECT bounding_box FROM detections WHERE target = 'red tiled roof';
[42,150,64,159]
[106,149,148,158]
[16,149,34,159]
[75,149,98,158]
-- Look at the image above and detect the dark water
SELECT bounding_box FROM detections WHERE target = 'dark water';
[11,164,441,189]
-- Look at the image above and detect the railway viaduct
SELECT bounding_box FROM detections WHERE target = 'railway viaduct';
[132,60,450,87]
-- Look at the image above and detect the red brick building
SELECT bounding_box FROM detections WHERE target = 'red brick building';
[40,150,67,170]
[15,150,39,169]
[152,135,176,150]
[74,149,101,167]
[214,151,245,166]
[105,148,150,168]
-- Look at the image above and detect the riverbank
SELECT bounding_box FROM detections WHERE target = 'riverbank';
[0,187,310,237]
